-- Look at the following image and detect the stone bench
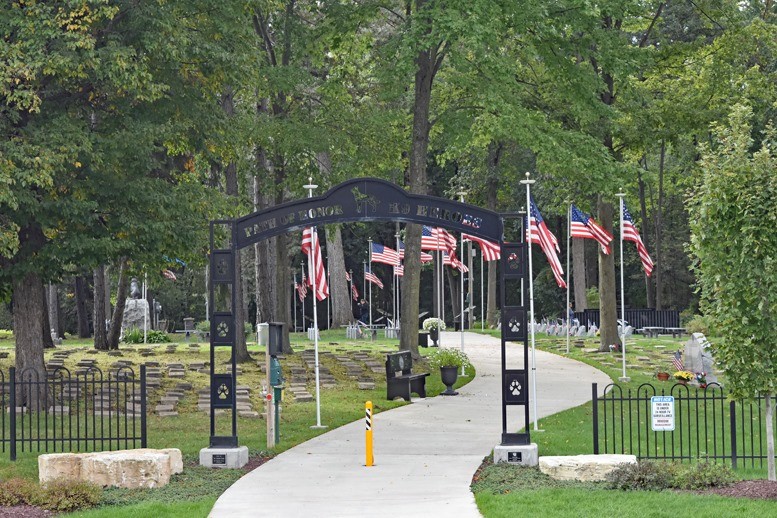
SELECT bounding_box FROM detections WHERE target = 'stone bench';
[39,448,183,489]
[538,454,636,481]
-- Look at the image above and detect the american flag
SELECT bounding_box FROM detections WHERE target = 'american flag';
[351,282,359,301]
[462,233,501,261]
[421,226,447,251]
[301,227,329,301]
[526,197,566,288]
[345,271,351,282]
[438,228,457,254]
[295,272,308,301]
[370,242,400,266]
[364,265,384,289]
[672,350,684,371]
[622,202,654,276]
[397,239,433,262]
[162,269,177,281]
[442,251,469,273]
[570,204,613,255]
[394,264,404,277]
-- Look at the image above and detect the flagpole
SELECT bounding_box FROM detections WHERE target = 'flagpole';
[616,192,630,382]
[480,250,484,330]
[293,273,297,333]
[301,262,306,332]
[566,202,571,354]
[304,177,326,429]
[395,232,401,328]
[520,172,540,431]
[326,255,330,331]
[457,192,467,374]
[368,238,373,330]
[348,269,353,323]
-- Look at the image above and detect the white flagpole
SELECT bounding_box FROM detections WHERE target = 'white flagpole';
[458,192,467,374]
[520,172,540,431]
[293,273,297,333]
[395,232,401,328]
[304,177,326,429]
[301,262,306,332]
[143,272,148,344]
[616,192,629,382]
[348,269,353,322]
[326,255,330,330]
[368,238,373,330]
[566,203,571,354]
[480,250,484,330]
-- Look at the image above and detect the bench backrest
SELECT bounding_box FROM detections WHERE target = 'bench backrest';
[386,351,412,378]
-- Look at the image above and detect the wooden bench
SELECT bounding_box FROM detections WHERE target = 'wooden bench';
[385,351,429,402]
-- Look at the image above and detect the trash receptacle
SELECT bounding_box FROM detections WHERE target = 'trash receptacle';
[258,322,269,346]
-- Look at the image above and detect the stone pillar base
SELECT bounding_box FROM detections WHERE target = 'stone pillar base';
[199,446,249,469]
[493,443,539,467]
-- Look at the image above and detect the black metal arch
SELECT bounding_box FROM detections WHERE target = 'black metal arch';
[235,177,503,249]
[208,177,528,451]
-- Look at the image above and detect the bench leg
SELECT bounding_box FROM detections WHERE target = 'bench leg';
[410,378,427,399]
[387,381,411,402]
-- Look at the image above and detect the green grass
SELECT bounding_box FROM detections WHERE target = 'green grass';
[0,330,474,515]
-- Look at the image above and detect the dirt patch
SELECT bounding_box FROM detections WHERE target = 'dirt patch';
[704,480,777,500]
[243,453,272,472]
[0,505,52,518]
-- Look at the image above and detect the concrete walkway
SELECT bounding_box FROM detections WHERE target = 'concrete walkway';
[210,331,611,517]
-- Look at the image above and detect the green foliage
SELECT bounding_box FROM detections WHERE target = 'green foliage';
[605,461,674,491]
[0,478,36,506]
[670,461,737,490]
[586,287,600,310]
[427,347,470,370]
[606,461,736,491]
[688,105,777,400]
[121,328,144,344]
[195,320,210,334]
[35,479,102,513]
[122,329,170,344]
[471,460,580,495]
[684,314,717,336]
[422,318,446,331]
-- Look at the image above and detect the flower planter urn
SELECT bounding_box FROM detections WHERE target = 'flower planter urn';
[440,366,458,396]
[429,328,439,347]
[656,372,670,382]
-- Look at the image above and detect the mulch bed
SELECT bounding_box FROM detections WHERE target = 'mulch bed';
[0,506,52,518]
[242,453,271,472]
[703,480,777,499]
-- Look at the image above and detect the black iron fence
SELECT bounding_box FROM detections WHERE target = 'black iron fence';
[592,382,773,469]
[1,366,147,460]
[577,309,680,329]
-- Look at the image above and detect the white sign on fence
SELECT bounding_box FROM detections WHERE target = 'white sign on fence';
[651,396,675,431]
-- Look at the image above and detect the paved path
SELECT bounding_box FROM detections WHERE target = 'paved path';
[210,331,611,517]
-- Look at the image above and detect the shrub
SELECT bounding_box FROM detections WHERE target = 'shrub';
[196,320,210,334]
[669,461,736,490]
[35,479,102,512]
[684,314,717,336]
[605,461,673,491]
[122,328,169,344]
[0,478,36,506]
[121,328,144,344]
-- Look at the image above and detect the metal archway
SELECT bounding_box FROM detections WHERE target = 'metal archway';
[207,178,529,448]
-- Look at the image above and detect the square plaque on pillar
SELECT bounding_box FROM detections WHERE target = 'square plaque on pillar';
[501,244,526,279]
[211,373,234,408]
[211,251,234,282]
[211,313,235,345]
[504,369,527,405]
[501,307,527,341]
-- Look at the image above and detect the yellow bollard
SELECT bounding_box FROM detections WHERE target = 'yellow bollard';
[365,401,374,467]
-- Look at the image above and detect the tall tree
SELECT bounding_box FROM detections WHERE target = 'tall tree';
[688,105,776,480]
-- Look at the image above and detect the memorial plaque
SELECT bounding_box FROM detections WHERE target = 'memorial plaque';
[212,454,226,465]
[501,244,526,279]
[507,451,522,463]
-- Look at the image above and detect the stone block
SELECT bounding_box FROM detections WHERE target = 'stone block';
[493,443,539,467]
[539,454,636,481]
[39,448,182,489]
[199,446,249,469]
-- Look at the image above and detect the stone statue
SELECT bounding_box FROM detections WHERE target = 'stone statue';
[129,277,142,299]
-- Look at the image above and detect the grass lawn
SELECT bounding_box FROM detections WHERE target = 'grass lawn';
[0,330,474,515]
[468,328,774,517]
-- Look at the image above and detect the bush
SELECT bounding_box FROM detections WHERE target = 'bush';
[122,328,144,344]
[684,314,717,336]
[606,461,674,491]
[35,479,102,512]
[122,328,170,344]
[196,320,210,334]
[0,478,36,506]
[670,461,736,490]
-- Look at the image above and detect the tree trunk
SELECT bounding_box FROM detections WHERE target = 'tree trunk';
[13,271,46,407]
[572,238,587,310]
[74,275,91,338]
[446,267,459,326]
[597,198,620,351]
[254,149,276,326]
[326,225,352,327]
[467,241,474,328]
[654,140,665,309]
[42,291,54,349]
[399,0,440,358]
[766,393,776,481]
[275,233,293,354]
[485,145,501,326]
[106,258,129,349]
[47,283,59,339]
[93,265,108,350]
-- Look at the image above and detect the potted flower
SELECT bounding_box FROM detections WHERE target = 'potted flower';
[673,370,694,385]
[428,347,470,396]
[422,318,446,347]
[695,371,707,388]
[656,371,670,382]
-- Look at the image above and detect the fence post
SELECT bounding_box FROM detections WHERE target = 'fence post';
[140,365,147,448]
[592,383,599,454]
[9,367,16,461]
[729,400,737,470]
